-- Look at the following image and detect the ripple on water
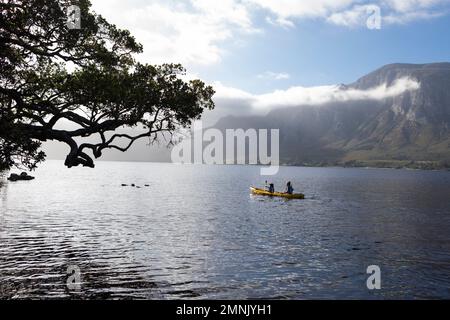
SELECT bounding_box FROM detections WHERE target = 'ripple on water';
[1,162,450,299]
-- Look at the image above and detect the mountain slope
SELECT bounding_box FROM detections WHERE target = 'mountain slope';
[214,63,450,167]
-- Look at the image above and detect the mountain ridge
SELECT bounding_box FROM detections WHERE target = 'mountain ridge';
[214,62,450,169]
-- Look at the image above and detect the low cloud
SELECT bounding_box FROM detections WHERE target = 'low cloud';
[210,77,420,118]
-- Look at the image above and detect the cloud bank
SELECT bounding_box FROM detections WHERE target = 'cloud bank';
[209,77,420,118]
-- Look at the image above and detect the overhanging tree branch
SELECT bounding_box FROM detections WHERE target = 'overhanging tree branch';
[1,0,215,170]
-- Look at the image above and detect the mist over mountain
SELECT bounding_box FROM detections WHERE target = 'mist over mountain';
[214,63,450,168]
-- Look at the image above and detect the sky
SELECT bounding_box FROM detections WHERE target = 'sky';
[88,0,450,124]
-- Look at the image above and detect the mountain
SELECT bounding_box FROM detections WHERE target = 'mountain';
[214,63,450,169]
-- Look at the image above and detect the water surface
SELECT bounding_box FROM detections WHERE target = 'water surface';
[1,161,449,299]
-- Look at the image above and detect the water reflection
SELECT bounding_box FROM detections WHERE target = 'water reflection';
[0,162,450,299]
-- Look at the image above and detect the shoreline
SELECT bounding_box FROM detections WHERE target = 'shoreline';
[2,159,450,174]
[282,160,450,171]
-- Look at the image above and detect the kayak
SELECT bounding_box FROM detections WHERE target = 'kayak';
[250,187,305,199]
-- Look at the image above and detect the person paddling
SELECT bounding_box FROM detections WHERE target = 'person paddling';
[264,181,275,193]
[285,181,294,194]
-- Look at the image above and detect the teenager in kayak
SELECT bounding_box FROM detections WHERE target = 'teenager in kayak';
[265,181,275,193]
[285,181,294,194]
[269,183,275,193]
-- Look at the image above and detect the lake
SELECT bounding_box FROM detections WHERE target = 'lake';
[1,161,450,299]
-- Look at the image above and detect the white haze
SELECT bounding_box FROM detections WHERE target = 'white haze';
[203,77,420,124]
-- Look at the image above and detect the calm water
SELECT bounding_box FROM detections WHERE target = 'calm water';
[0,161,449,299]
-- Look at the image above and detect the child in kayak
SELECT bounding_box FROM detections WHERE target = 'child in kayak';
[286,181,294,194]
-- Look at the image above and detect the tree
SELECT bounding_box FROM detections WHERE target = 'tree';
[0,0,215,170]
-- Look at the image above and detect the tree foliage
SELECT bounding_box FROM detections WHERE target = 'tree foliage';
[0,0,215,169]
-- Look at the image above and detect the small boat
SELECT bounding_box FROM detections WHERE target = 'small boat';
[250,187,305,199]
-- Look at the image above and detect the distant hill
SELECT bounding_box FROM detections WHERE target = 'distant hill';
[214,63,450,169]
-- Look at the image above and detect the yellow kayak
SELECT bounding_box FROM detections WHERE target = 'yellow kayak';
[250,187,305,199]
